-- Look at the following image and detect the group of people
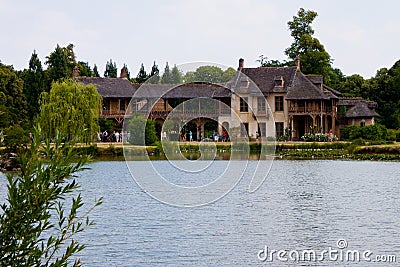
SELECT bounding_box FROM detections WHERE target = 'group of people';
[212,130,228,142]
[99,130,130,143]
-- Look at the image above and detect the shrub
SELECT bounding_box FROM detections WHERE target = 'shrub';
[341,124,387,141]
[0,128,102,265]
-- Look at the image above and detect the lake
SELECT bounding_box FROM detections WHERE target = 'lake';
[1,160,399,266]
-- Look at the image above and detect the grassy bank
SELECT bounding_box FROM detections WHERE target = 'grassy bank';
[73,141,400,161]
[2,141,400,166]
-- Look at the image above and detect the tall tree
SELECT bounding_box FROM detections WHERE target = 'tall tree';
[36,79,102,143]
[77,61,92,77]
[161,62,171,84]
[363,61,400,129]
[0,63,27,128]
[23,51,46,122]
[93,64,100,77]
[285,8,334,84]
[170,64,182,84]
[136,63,148,83]
[45,44,72,82]
[148,61,160,84]
[104,59,117,78]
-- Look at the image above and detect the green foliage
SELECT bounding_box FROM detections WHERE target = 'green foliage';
[257,55,289,67]
[36,79,102,143]
[0,128,102,266]
[104,59,117,78]
[341,124,388,141]
[136,63,148,84]
[161,62,171,84]
[183,65,236,83]
[284,8,338,86]
[77,61,92,77]
[3,124,30,153]
[127,114,158,145]
[97,118,114,133]
[92,64,100,77]
[145,119,158,145]
[0,63,27,128]
[170,65,183,84]
[23,51,46,121]
[148,61,160,84]
[46,44,76,82]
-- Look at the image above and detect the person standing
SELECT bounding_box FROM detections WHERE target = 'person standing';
[115,131,120,142]
[189,131,193,142]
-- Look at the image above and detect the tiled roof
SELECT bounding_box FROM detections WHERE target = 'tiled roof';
[286,72,330,100]
[76,77,138,98]
[135,83,232,99]
[345,101,380,118]
[236,66,297,93]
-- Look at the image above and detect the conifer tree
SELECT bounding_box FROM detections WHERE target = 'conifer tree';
[161,62,171,84]
[136,63,148,83]
[148,61,160,84]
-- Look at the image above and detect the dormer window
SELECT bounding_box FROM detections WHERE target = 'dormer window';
[274,76,284,87]
[240,77,249,88]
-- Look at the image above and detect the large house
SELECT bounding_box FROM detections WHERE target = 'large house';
[76,58,379,140]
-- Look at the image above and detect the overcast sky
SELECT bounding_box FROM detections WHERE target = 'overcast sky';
[1,0,399,78]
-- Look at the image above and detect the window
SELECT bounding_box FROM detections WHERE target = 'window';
[275,122,284,138]
[102,99,110,111]
[240,97,248,112]
[120,99,126,111]
[274,79,283,86]
[257,96,266,113]
[258,122,266,137]
[275,96,284,112]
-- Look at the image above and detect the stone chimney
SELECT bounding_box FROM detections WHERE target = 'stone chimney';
[238,58,244,70]
[72,66,79,78]
[120,67,127,79]
[295,56,300,71]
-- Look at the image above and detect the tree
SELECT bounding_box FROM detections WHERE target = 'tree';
[127,113,158,145]
[221,67,237,82]
[337,74,366,97]
[93,64,100,77]
[183,71,195,83]
[45,44,76,82]
[0,127,102,265]
[136,63,148,84]
[36,79,102,143]
[77,61,92,77]
[23,51,46,122]
[148,61,160,84]
[362,61,400,129]
[104,59,117,78]
[0,63,27,128]
[257,55,289,67]
[161,62,171,84]
[170,64,182,84]
[285,8,336,85]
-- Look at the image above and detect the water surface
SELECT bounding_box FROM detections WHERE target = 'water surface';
[0,160,399,266]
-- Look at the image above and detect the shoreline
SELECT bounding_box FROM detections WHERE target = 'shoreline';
[81,141,400,162]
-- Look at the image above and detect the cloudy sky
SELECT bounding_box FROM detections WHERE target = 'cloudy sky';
[1,0,399,78]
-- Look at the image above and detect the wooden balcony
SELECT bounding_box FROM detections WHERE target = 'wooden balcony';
[289,106,333,114]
